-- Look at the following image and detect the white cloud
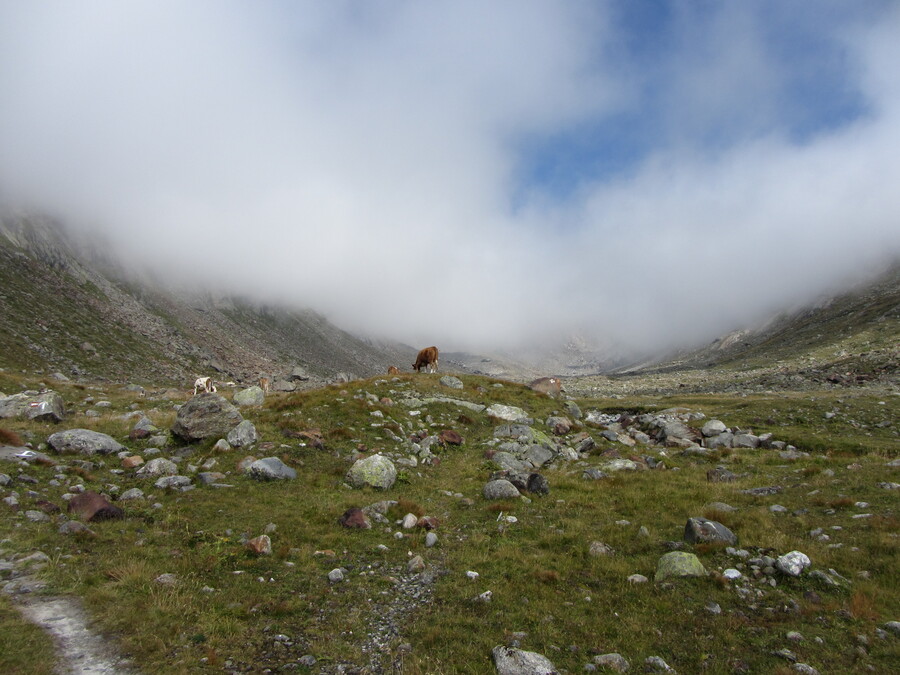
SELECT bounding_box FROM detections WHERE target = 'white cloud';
[0,1,897,356]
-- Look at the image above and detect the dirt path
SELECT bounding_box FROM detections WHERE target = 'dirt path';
[17,594,137,675]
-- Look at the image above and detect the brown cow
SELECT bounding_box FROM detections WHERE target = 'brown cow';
[528,377,562,397]
[413,346,439,373]
[387,366,400,375]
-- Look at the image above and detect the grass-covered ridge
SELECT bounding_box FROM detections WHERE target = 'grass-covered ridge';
[1,371,898,673]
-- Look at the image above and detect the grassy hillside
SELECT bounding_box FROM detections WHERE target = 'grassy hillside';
[1,369,897,673]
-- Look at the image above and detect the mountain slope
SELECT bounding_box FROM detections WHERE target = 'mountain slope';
[0,213,406,385]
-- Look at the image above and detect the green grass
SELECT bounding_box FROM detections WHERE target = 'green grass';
[1,373,898,673]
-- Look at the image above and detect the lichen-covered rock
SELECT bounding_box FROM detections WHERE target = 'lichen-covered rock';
[226,420,259,448]
[233,386,265,407]
[47,429,125,456]
[346,454,397,489]
[0,391,65,422]
[136,458,178,477]
[171,393,243,442]
[655,551,707,582]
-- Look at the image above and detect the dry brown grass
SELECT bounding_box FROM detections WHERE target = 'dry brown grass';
[0,428,23,446]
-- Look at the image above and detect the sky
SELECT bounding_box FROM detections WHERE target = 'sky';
[1,1,899,357]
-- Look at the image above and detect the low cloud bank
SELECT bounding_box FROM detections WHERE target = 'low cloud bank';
[1,2,898,356]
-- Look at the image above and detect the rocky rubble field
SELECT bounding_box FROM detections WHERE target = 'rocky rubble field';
[0,370,898,674]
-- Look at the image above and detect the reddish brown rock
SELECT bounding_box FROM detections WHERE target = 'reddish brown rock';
[122,455,144,469]
[246,535,272,555]
[439,429,464,446]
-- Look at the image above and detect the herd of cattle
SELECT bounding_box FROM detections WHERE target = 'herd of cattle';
[191,345,562,397]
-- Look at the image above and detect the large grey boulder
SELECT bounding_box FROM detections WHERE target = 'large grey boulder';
[227,420,259,448]
[171,393,243,442]
[47,429,124,456]
[247,457,296,481]
[684,517,737,546]
[233,386,265,407]
[483,479,521,500]
[655,551,707,582]
[0,391,65,422]
[346,454,397,489]
[492,646,557,675]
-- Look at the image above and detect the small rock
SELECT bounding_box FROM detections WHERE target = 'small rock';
[246,535,272,555]
[492,645,558,675]
[644,656,675,672]
[776,551,811,577]
[593,653,630,672]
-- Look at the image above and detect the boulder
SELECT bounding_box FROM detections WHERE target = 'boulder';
[593,654,629,672]
[492,646,558,675]
[129,416,159,440]
[655,551,707,582]
[439,376,464,389]
[486,404,532,424]
[346,454,396,489]
[523,444,555,468]
[47,429,125,456]
[701,420,727,437]
[246,535,272,555]
[339,507,371,529]
[732,433,760,449]
[171,393,243,442]
[233,386,265,407]
[289,366,310,381]
[226,420,259,448]
[527,377,562,397]
[684,517,737,546]
[483,479,521,500]
[247,457,296,481]
[136,458,178,477]
[271,379,297,392]
[705,432,733,450]
[0,391,65,422]
[776,551,811,577]
[439,429,464,446]
[67,491,124,522]
[545,416,572,435]
[154,475,192,489]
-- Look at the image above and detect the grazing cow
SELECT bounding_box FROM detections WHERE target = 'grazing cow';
[528,377,562,397]
[413,346,439,373]
[259,377,270,394]
[387,366,400,375]
[193,377,217,395]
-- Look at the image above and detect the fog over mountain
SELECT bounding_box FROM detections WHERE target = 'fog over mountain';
[1,1,899,358]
